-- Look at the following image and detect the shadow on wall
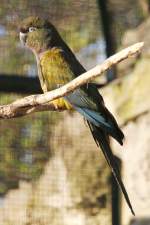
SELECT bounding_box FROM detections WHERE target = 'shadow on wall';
[130,218,150,225]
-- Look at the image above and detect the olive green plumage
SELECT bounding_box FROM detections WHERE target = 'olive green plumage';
[19,16,134,215]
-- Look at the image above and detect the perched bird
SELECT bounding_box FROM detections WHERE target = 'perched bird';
[19,16,134,215]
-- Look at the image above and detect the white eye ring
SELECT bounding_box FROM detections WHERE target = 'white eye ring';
[29,27,37,32]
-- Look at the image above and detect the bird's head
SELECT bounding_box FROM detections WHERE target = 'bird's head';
[19,16,60,53]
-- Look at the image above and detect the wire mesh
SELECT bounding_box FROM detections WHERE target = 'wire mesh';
[0,1,111,225]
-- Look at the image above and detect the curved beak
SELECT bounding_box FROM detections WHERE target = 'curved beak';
[19,32,27,45]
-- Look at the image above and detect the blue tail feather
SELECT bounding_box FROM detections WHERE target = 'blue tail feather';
[75,106,124,145]
[87,122,135,215]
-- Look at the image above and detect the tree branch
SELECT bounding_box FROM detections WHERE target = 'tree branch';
[0,42,144,119]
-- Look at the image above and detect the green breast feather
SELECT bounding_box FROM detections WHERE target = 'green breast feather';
[40,48,74,91]
[39,48,74,110]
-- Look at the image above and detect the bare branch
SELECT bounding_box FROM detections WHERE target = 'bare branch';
[0,42,144,119]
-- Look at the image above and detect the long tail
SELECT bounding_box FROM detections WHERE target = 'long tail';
[87,121,135,215]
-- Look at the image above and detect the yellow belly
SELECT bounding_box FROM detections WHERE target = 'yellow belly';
[51,98,73,110]
[39,49,75,111]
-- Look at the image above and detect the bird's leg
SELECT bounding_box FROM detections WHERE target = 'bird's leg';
[57,84,63,88]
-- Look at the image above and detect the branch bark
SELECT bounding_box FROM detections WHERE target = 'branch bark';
[0,42,144,119]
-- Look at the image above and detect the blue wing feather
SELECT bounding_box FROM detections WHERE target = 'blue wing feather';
[74,106,124,145]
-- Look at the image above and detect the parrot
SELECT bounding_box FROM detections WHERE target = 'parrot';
[19,16,134,215]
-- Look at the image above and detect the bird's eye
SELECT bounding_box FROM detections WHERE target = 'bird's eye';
[29,27,37,32]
